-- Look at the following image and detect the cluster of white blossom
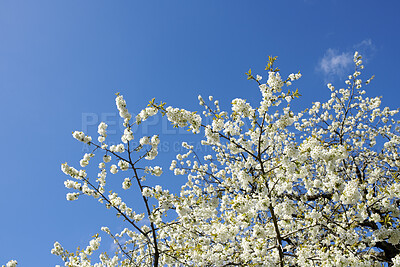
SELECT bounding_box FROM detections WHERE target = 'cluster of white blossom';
[61,163,86,180]
[165,106,202,133]
[97,122,108,143]
[121,128,134,143]
[109,143,125,153]
[139,136,150,145]
[116,94,132,123]
[288,72,302,81]
[79,153,93,167]
[117,160,129,171]
[144,135,160,160]
[231,98,255,119]
[145,166,163,176]
[136,106,158,123]
[72,131,92,143]
[122,177,131,189]
[1,260,17,267]
[256,69,295,115]
[110,164,118,174]
[51,236,122,267]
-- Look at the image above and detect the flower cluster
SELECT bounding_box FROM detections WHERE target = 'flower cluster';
[97,122,108,143]
[72,131,92,143]
[118,160,129,171]
[79,153,93,167]
[110,144,125,153]
[116,94,132,122]
[121,128,134,143]
[145,166,163,176]
[1,260,17,267]
[165,106,202,133]
[267,71,284,92]
[136,106,158,123]
[144,135,160,160]
[231,98,255,119]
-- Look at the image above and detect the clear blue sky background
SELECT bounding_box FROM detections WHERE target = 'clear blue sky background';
[1,0,399,265]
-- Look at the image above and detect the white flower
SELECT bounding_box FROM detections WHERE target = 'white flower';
[142,187,153,197]
[150,135,160,146]
[231,98,254,118]
[140,136,150,145]
[51,242,64,256]
[110,164,118,174]
[122,178,131,190]
[121,128,134,143]
[103,155,111,163]
[198,95,205,105]
[145,148,158,160]
[79,153,93,167]
[267,71,284,92]
[165,106,202,133]
[393,255,400,267]
[115,94,132,120]
[72,131,92,143]
[80,159,89,167]
[66,192,79,201]
[64,180,80,190]
[110,144,125,153]
[118,160,129,171]
[153,166,162,176]
[146,166,163,176]
[101,227,110,234]
[4,260,17,267]
[97,122,108,137]
[61,163,79,178]
[137,107,158,122]
[340,180,360,205]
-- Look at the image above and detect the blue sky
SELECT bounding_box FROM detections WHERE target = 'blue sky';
[1,0,399,265]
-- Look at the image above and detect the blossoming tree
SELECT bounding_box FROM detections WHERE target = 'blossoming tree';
[5,52,397,267]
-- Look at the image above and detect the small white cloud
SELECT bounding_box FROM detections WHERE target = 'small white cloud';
[317,48,352,79]
[356,38,372,48]
[317,39,375,82]
[353,39,375,62]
